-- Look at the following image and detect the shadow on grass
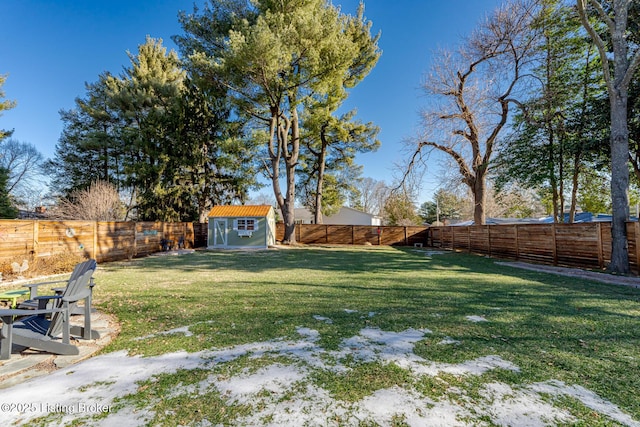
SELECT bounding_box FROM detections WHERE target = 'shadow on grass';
[95,246,640,418]
[110,246,444,275]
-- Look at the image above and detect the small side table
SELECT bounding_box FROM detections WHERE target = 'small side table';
[0,289,30,308]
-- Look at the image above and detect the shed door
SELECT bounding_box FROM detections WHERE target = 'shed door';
[213,219,228,247]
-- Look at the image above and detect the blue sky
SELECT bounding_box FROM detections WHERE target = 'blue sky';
[2,0,503,204]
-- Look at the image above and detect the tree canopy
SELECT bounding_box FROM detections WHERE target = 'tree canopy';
[49,37,257,222]
[176,0,380,242]
[0,74,16,142]
[576,0,640,273]
[404,0,539,225]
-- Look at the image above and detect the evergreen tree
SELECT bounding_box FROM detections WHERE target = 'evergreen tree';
[298,107,379,223]
[46,73,124,196]
[418,190,465,224]
[50,37,256,221]
[0,74,16,142]
[0,166,17,218]
[494,0,607,222]
[384,193,421,226]
[176,0,380,243]
[105,36,187,220]
[296,4,381,224]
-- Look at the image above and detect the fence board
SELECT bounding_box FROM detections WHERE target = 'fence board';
[4,218,639,275]
[97,222,136,262]
[380,227,406,246]
[429,222,639,274]
[274,224,428,247]
[0,220,198,264]
[327,226,353,245]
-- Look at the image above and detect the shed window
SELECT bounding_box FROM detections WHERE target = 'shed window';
[233,218,258,231]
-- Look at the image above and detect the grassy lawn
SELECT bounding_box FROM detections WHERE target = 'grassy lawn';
[30,245,640,426]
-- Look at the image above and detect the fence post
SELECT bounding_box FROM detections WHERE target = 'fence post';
[130,222,136,258]
[451,226,455,250]
[597,222,604,269]
[32,220,39,258]
[515,225,520,260]
[552,223,558,265]
[487,225,492,257]
[92,221,98,260]
[634,222,640,272]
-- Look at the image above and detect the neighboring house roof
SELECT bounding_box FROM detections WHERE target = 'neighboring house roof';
[208,205,273,218]
[539,212,620,223]
[449,212,635,226]
[284,206,381,225]
[451,217,543,226]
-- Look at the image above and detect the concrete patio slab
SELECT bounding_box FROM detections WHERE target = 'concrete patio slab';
[0,310,119,389]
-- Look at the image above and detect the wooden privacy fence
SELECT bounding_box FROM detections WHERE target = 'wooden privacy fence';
[5,219,636,274]
[275,223,429,246]
[0,220,202,263]
[429,222,640,274]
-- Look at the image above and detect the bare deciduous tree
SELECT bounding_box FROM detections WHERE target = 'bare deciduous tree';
[50,180,125,221]
[349,177,390,217]
[576,0,640,274]
[0,139,45,208]
[404,0,538,225]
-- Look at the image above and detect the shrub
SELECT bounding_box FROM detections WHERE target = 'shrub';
[0,252,87,282]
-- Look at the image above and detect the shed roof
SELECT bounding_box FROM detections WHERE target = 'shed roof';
[207,205,273,218]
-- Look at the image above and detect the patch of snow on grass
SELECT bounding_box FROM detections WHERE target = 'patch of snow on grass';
[356,386,472,426]
[231,382,349,426]
[313,314,333,324]
[0,322,637,427]
[216,363,307,405]
[466,315,488,322]
[481,382,576,427]
[134,325,193,340]
[438,336,461,345]
[530,380,640,427]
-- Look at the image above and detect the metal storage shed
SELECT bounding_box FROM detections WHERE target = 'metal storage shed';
[207,205,276,249]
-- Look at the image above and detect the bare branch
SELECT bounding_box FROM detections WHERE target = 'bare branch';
[622,49,640,89]
[576,0,614,95]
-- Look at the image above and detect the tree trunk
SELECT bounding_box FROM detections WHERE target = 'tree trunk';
[278,106,300,245]
[569,152,581,224]
[609,89,630,273]
[282,158,297,244]
[313,130,328,225]
[473,176,486,225]
[575,0,637,274]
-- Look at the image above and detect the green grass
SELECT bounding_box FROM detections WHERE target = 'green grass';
[90,245,640,425]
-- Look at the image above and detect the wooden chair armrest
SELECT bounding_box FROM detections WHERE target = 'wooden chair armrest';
[34,295,62,301]
[0,307,65,319]
[22,280,67,289]
[23,280,68,298]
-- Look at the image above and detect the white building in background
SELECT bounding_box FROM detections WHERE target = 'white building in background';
[290,206,381,226]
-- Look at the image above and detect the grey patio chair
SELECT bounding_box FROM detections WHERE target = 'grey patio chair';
[18,259,97,312]
[0,261,99,360]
